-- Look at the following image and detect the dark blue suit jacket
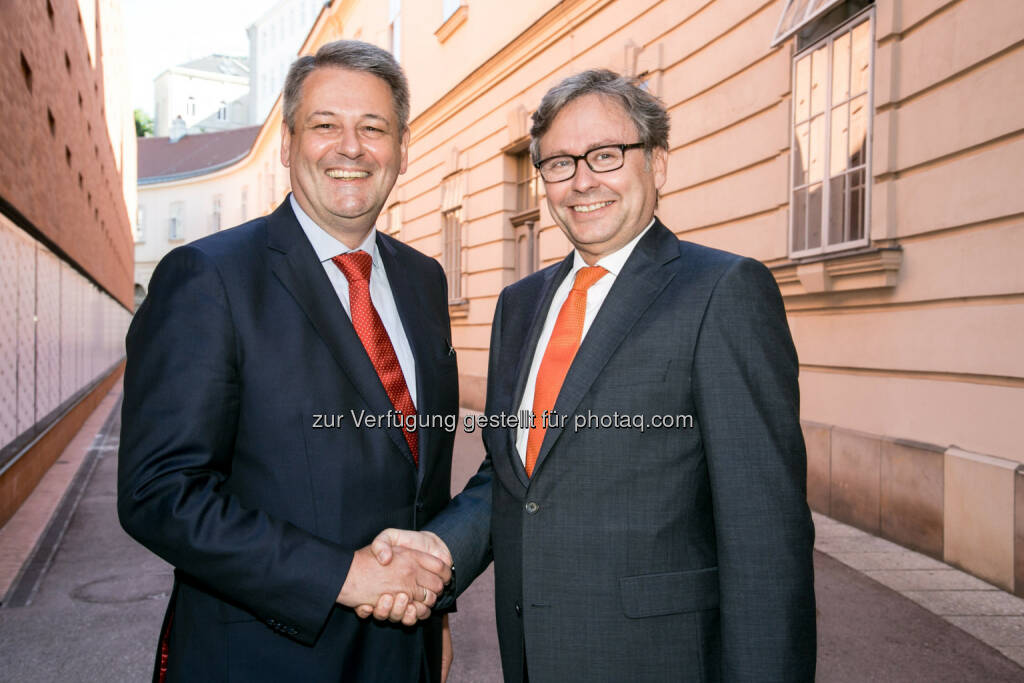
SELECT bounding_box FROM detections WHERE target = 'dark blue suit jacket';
[118,198,458,682]
[431,219,816,682]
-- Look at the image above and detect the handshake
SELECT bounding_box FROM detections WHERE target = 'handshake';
[335,528,453,626]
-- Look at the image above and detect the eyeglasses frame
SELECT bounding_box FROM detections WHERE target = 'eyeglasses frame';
[533,142,647,183]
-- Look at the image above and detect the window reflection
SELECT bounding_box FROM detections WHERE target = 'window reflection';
[790,15,871,255]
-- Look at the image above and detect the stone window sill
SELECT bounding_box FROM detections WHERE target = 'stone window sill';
[448,298,469,318]
[772,246,902,297]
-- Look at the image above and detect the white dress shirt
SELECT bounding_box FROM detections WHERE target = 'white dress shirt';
[514,218,655,462]
[290,194,417,407]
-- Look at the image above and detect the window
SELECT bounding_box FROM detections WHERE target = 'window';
[168,202,184,241]
[441,174,464,302]
[442,0,461,21]
[773,0,848,46]
[212,195,222,231]
[389,0,401,62]
[386,203,402,236]
[515,151,539,213]
[186,96,196,117]
[790,13,871,256]
[135,206,145,243]
[217,101,227,121]
[511,150,540,278]
[241,186,248,221]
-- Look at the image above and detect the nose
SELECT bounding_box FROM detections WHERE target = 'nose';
[570,158,599,193]
[334,125,362,158]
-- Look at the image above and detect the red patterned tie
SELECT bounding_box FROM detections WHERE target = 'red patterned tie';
[333,250,418,465]
[525,265,607,477]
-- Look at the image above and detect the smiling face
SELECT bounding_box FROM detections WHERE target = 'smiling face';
[281,66,408,248]
[538,93,667,264]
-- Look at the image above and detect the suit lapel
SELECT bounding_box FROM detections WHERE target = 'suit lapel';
[507,255,573,488]
[377,232,434,479]
[530,220,681,479]
[266,201,415,467]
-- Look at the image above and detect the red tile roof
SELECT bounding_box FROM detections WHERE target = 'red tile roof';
[138,125,261,183]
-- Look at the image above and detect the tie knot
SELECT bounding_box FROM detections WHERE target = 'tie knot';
[332,250,372,283]
[571,265,608,292]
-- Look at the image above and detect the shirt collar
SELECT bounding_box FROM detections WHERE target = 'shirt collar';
[569,217,656,277]
[290,193,381,268]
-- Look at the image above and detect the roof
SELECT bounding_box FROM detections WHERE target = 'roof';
[138,126,262,184]
[178,54,250,78]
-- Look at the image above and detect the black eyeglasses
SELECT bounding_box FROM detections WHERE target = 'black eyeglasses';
[534,142,645,183]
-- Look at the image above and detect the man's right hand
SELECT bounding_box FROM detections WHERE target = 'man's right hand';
[337,544,450,625]
[353,529,453,624]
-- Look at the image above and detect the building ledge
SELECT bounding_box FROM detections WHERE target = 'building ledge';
[772,246,903,297]
[435,5,468,44]
[448,298,469,319]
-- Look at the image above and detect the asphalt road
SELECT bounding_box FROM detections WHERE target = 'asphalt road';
[0,405,1021,682]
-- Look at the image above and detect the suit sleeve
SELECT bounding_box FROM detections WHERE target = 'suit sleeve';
[425,294,501,604]
[692,257,816,682]
[117,245,351,646]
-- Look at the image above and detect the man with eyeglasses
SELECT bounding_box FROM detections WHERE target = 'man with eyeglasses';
[367,69,816,682]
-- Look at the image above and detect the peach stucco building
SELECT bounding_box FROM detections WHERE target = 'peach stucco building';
[190,0,1024,593]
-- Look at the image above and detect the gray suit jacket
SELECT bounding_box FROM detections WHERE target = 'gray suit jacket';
[431,219,816,683]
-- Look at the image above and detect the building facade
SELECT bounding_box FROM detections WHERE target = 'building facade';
[247,0,325,125]
[290,0,1024,594]
[0,0,135,529]
[135,125,289,294]
[152,55,250,137]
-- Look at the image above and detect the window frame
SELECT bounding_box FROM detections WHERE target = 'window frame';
[135,206,145,243]
[788,7,874,259]
[168,202,184,241]
[389,0,402,62]
[442,206,464,302]
[212,194,222,232]
[442,0,462,22]
[772,0,847,47]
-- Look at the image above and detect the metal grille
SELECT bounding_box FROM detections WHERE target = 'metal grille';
[35,247,61,419]
[0,220,20,446]
[60,262,76,403]
[17,238,35,435]
[1,219,131,456]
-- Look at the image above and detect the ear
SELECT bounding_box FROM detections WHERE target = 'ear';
[280,121,291,168]
[398,127,410,175]
[651,146,668,190]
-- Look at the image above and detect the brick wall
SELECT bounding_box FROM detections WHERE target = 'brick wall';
[0,0,133,308]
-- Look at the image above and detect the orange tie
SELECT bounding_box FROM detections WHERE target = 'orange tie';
[525,265,608,477]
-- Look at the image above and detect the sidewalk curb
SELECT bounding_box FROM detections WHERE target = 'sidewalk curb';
[813,511,1024,668]
[1,394,122,608]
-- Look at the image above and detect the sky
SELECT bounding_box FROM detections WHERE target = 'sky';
[121,0,282,116]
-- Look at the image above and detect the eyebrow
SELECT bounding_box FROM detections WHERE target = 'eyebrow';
[306,111,392,127]
[543,138,624,157]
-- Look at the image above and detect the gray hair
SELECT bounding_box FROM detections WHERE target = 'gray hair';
[282,40,410,133]
[529,69,670,164]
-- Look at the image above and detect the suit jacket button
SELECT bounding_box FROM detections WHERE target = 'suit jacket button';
[514,601,522,617]
[524,501,539,514]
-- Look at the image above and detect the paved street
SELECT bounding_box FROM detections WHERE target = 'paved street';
[1,397,1022,681]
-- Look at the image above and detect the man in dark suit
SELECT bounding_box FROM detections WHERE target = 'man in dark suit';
[118,41,457,682]
[371,69,816,682]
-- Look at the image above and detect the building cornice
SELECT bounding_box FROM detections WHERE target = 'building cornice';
[408,0,617,143]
